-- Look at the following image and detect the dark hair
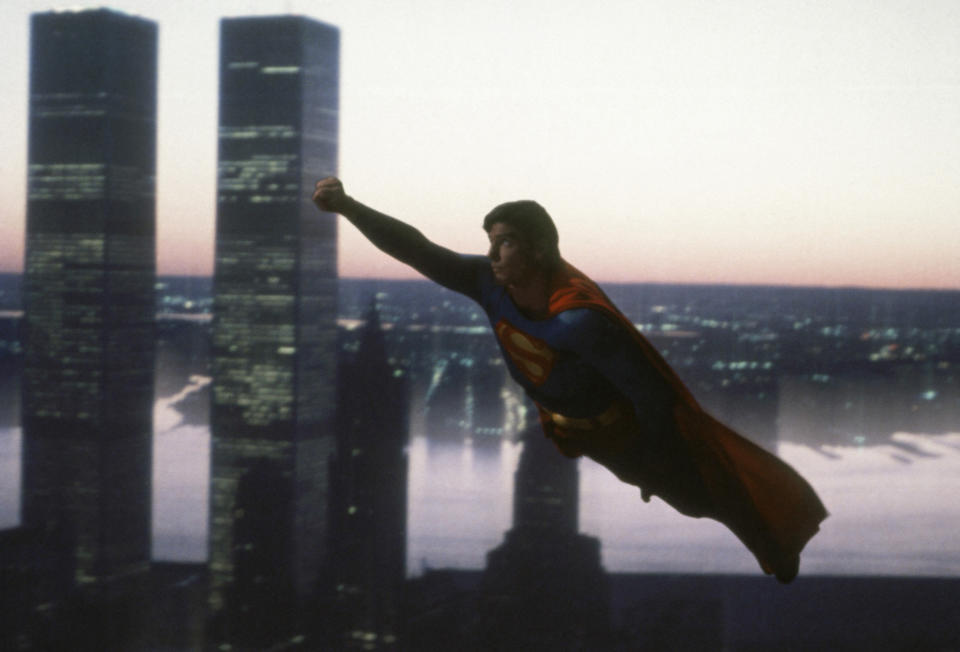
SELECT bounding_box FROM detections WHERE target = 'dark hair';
[482,200,560,265]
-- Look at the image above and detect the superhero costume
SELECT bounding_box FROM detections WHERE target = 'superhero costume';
[338,206,827,582]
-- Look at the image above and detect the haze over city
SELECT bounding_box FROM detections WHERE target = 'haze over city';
[1,0,958,288]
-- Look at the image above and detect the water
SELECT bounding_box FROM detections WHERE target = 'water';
[577,434,960,576]
[3,380,960,577]
[151,375,211,561]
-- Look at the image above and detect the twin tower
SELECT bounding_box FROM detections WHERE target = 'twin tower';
[22,6,340,623]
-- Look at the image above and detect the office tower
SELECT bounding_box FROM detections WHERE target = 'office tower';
[478,420,611,649]
[21,9,157,589]
[330,305,409,649]
[209,14,340,633]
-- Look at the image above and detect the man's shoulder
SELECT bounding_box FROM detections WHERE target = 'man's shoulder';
[460,255,515,312]
[547,262,617,316]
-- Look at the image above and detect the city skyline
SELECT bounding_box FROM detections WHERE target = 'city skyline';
[4,277,960,576]
[2,269,960,645]
[1,0,958,289]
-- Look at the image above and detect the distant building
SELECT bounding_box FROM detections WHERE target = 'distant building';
[424,355,472,442]
[0,311,22,430]
[778,365,960,445]
[469,363,508,447]
[208,14,340,646]
[330,305,409,649]
[21,8,157,594]
[477,421,611,650]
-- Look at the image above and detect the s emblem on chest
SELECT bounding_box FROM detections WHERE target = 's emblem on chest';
[494,319,556,386]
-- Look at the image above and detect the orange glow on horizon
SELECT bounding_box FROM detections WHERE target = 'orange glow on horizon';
[2,217,958,291]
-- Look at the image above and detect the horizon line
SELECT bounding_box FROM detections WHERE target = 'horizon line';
[1,269,959,294]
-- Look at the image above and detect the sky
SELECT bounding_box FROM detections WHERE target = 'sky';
[1,0,958,288]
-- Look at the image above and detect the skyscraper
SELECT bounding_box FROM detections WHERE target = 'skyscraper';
[478,419,611,649]
[21,8,157,589]
[209,15,340,631]
[331,305,409,649]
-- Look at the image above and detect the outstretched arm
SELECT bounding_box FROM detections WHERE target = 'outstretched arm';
[313,177,484,299]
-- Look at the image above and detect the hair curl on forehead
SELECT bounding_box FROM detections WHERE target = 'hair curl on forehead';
[482,200,560,264]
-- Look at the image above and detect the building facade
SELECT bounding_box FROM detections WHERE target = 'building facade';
[208,15,340,637]
[21,8,158,590]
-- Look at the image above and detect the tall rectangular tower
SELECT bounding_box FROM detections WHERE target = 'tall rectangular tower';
[209,15,340,621]
[21,9,158,588]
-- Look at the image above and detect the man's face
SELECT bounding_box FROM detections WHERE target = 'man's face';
[487,222,536,286]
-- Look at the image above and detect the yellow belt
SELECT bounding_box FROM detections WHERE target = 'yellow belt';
[543,402,624,431]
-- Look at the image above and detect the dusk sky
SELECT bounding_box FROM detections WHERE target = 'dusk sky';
[1,0,958,288]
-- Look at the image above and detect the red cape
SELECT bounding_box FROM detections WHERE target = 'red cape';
[540,262,828,580]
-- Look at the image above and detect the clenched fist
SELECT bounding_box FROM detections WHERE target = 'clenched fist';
[312,177,349,213]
